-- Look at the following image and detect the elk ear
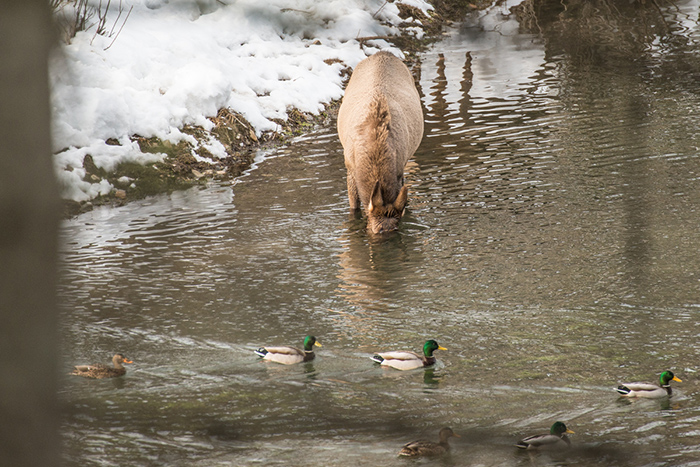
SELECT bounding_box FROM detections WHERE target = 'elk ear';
[394,185,408,213]
[368,181,383,213]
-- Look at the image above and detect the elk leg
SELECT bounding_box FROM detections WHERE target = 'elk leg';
[347,174,361,211]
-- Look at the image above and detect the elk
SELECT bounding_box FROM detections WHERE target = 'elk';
[337,51,424,234]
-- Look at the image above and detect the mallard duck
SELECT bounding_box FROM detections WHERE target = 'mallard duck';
[516,421,574,450]
[254,335,321,364]
[71,353,133,379]
[398,427,459,457]
[616,370,682,398]
[370,339,446,370]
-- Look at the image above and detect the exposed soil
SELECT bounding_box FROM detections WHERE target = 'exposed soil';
[62,0,494,217]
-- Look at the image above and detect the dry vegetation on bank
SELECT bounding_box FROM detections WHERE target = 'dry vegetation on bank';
[58,0,491,216]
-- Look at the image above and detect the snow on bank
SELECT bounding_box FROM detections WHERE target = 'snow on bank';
[51,0,433,202]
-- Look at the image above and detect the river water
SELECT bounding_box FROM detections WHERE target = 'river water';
[59,1,700,466]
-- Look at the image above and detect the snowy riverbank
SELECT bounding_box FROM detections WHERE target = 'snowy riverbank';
[50,0,435,203]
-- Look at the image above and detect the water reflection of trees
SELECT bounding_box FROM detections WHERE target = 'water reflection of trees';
[515,0,700,306]
[418,44,558,217]
[514,0,693,67]
[421,51,474,168]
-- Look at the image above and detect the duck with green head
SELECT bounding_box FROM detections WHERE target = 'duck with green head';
[398,427,459,457]
[370,339,446,370]
[616,370,682,398]
[254,335,322,365]
[516,421,574,450]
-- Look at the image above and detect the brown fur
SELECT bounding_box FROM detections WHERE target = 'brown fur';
[337,52,424,234]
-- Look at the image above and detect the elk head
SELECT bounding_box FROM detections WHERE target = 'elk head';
[366,181,408,234]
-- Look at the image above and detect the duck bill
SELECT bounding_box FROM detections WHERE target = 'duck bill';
[673,376,682,382]
[566,429,575,434]
[124,359,134,364]
[438,346,447,351]
[314,341,322,347]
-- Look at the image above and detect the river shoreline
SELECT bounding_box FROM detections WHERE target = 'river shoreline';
[61,0,493,217]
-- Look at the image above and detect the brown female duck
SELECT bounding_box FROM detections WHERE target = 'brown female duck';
[398,427,459,457]
[71,353,133,379]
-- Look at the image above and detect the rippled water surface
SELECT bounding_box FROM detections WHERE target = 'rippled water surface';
[60,2,700,466]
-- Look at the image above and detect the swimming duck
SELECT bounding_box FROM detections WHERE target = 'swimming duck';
[398,427,459,457]
[71,353,133,379]
[254,335,321,364]
[370,339,446,370]
[515,421,574,450]
[616,370,682,398]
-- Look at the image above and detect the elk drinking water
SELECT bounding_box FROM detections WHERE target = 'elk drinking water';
[337,51,424,234]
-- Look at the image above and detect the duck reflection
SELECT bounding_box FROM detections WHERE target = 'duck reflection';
[423,367,442,386]
[303,361,318,380]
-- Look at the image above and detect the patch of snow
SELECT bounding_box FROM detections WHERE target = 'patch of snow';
[51,0,432,201]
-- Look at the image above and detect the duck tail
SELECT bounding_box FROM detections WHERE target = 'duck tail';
[370,355,384,364]
[616,385,631,395]
[397,447,416,457]
[254,348,268,358]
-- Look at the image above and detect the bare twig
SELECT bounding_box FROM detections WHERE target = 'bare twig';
[356,35,391,45]
[373,1,389,19]
[105,5,133,50]
[109,0,124,37]
[52,0,131,47]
